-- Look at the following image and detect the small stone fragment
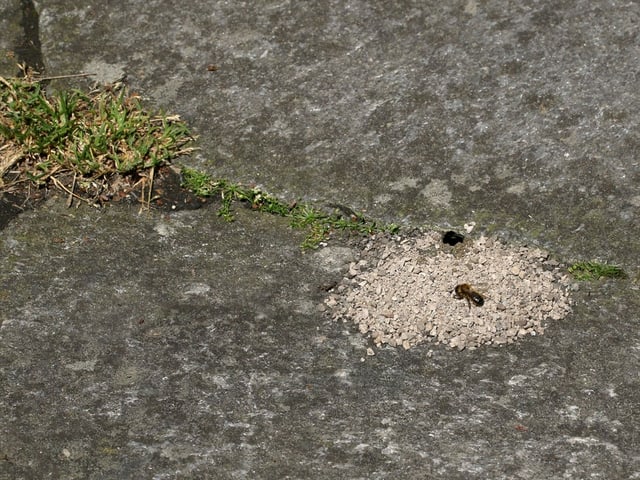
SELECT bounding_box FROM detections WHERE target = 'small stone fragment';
[348,262,359,277]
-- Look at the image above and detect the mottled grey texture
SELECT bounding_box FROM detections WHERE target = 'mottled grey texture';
[31,0,640,266]
[1,0,640,478]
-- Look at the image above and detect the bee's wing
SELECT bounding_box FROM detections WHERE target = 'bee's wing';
[472,283,491,301]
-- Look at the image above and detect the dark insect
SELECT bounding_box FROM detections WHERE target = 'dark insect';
[454,283,485,308]
[443,230,465,246]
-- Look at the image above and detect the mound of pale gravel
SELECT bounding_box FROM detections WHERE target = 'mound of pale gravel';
[324,231,573,351]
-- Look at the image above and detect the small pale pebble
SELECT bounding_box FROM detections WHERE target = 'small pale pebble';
[325,296,338,307]
[348,263,359,277]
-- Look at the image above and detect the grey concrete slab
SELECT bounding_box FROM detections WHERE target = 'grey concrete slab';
[1,0,639,478]
[30,0,640,265]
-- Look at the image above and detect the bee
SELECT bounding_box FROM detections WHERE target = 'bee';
[454,283,485,309]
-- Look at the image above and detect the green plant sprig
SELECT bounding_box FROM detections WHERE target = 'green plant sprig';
[568,261,627,281]
[180,167,399,248]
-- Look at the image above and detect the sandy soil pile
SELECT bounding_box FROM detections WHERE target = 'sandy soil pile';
[324,231,573,350]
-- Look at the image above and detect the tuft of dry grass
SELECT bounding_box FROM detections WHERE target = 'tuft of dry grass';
[0,74,194,205]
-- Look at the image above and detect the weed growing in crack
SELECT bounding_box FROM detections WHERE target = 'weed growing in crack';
[180,167,399,248]
[0,74,194,204]
[568,261,626,281]
[1,73,398,247]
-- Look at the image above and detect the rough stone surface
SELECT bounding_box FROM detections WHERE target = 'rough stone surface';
[2,1,640,479]
[30,0,640,268]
